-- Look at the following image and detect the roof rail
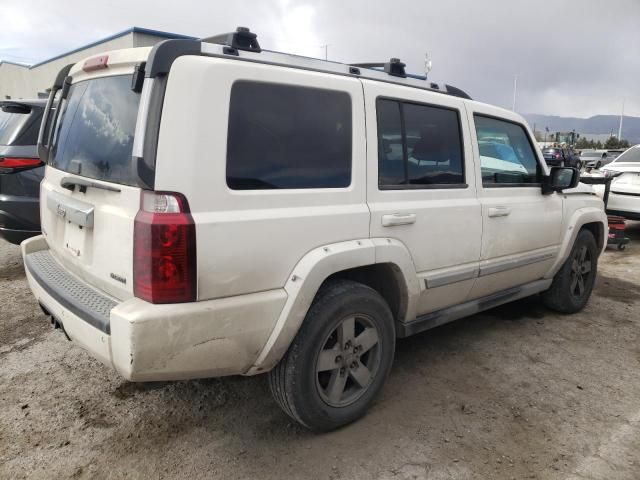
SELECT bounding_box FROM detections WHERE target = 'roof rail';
[443,84,472,100]
[202,27,261,54]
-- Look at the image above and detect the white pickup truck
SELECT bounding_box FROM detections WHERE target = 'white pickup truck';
[22,28,607,431]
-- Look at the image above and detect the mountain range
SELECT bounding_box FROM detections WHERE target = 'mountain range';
[522,114,640,145]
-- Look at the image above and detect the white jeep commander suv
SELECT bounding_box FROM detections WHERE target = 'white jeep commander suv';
[22,28,607,431]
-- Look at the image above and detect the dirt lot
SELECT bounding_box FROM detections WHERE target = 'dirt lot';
[1,225,639,480]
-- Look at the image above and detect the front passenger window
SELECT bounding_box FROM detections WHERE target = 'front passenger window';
[474,115,541,185]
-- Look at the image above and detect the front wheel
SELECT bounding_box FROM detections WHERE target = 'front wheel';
[268,280,395,431]
[542,229,598,313]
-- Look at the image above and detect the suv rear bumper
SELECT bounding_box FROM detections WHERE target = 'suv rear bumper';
[22,236,287,381]
[544,159,563,167]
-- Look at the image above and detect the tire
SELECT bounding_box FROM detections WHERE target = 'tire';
[542,229,598,314]
[268,279,395,431]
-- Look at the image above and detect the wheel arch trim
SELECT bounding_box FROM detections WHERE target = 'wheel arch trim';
[246,238,420,374]
[544,207,607,279]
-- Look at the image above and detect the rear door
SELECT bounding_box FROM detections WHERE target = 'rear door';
[40,50,149,300]
[363,80,482,315]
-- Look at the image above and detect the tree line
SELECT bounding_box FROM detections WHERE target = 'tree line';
[575,136,630,150]
[533,131,631,150]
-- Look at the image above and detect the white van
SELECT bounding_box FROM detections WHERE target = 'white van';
[23,28,607,431]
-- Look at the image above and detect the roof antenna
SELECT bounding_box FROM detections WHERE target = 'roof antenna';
[424,52,432,78]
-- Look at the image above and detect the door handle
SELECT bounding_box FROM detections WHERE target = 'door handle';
[488,206,511,218]
[382,213,417,227]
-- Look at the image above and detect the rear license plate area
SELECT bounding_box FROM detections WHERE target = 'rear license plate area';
[63,221,86,258]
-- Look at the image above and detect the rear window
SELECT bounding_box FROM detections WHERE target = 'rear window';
[0,108,41,146]
[50,75,141,186]
[614,147,640,163]
[227,81,352,190]
[377,98,465,188]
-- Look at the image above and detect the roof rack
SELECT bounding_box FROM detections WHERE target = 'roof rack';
[202,27,261,54]
[351,58,407,78]
[177,27,472,100]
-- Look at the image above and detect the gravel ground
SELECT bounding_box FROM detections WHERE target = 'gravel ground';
[1,225,639,480]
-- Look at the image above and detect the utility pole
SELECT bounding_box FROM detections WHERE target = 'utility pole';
[512,74,518,111]
[618,98,625,141]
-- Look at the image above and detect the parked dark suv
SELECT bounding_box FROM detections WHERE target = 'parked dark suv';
[541,147,581,169]
[0,100,46,244]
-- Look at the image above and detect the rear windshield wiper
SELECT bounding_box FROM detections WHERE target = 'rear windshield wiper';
[60,177,121,193]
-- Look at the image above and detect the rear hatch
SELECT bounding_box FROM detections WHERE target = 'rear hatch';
[40,49,150,300]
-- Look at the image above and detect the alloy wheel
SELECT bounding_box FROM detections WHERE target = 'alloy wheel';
[570,245,592,298]
[315,315,382,407]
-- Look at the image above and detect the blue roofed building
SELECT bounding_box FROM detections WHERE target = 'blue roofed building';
[0,27,194,99]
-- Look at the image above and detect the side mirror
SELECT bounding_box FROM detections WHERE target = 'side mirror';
[542,166,579,194]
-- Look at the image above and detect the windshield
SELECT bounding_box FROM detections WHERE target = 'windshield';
[613,147,640,163]
[50,75,141,186]
[581,151,602,158]
[0,109,30,146]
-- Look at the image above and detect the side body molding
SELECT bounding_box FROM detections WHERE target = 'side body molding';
[246,238,421,375]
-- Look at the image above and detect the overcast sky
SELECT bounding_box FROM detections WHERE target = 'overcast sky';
[1,0,638,117]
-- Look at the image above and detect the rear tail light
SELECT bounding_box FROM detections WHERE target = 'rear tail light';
[0,157,43,173]
[133,191,196,304]
[555,153,561,159]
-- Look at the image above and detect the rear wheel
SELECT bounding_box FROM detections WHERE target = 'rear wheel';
[542,229,598,313]
[268,280,395,431]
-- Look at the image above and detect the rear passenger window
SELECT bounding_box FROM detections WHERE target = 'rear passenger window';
[377,98,465,188]
[227,81,352,190]
[474,115,541,185]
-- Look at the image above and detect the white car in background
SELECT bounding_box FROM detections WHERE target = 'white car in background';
[599,145,640,220]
